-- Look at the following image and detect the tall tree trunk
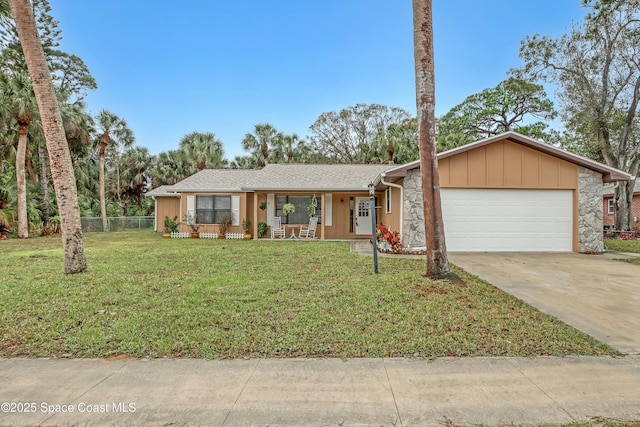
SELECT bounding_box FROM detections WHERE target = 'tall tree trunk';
[9,0,86,273]
[38,139,50,223]
[115,158,123,214]
[614,179,635,231]
[412,0,453,280]
[16,122,29,238]
[99,136,108,232]
[261,142,269,166]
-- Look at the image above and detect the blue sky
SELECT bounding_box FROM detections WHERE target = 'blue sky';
[48,1,587,160]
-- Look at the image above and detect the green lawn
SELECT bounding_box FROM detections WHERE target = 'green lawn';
[606,238,640,253]
[0,232,617,359]
[605,238,640,265]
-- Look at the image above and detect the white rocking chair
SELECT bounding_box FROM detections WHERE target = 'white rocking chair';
[271,216,286,239]
[299,216,318,239]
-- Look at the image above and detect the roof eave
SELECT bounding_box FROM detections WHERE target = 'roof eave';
[603,172,634,183]
[243,187,372,192]
[168,188,246,193]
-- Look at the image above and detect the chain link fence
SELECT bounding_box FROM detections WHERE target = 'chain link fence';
[81,216,154,232]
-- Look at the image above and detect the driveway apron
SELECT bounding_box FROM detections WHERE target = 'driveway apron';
[449,252,640,354]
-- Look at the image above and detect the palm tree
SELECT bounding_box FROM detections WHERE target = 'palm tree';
[241,123,277,166]
[8,0,86,273]
[179,131,226,171]
[412,0,454,280]
[118,146,151,209]
[149,150,190,185]
[95,109,134,231]
[273,132,307,164]
[61,100,95,203]
[0,70,37,238]
[0,160,16,233]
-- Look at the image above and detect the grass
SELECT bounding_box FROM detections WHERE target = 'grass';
[605,238,640,265]
[0,231,618,359]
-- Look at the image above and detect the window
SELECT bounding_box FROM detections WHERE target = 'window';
[608,199,615,214]
[196,195,231,224]
[276,195,321,224]
[385,187,392,214]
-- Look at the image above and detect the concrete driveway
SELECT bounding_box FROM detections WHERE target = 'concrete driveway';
[448,252,640,354]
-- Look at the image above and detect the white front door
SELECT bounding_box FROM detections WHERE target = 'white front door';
[355,197,372,235]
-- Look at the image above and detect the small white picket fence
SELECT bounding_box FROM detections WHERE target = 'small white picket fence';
[170,232,190,239]
[169,232,246,239]
[225,232,244,240]
[199,232,218,239]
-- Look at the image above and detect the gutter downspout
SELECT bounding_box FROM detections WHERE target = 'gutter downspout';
[151,196,158,231]
[379,173,404,239]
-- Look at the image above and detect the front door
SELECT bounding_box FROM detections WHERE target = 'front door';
[355,197,372,235]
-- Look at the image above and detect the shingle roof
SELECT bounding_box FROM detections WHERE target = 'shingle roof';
[145,185,180,197]
[246,164,393,191]
[161,164,394,193]
[168,169,263,192]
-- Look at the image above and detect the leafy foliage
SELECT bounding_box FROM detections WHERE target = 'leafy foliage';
[436,78,556,150]
[515,0,640,229]
[308,103,412,164]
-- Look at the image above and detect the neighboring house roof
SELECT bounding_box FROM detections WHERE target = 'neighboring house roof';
[168,169,263,193]
[603,180,640,196]
[244,164,393,191]
[382,131,632,183]
[145,185,180,197]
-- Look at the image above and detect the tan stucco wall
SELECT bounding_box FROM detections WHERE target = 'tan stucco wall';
[378,187,402,236]
[154,197,181,232]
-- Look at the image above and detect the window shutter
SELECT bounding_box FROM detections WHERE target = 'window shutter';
[187,196,195,222]
[232,196,240,226]
[324,194,332,226]
[267,194,275,226]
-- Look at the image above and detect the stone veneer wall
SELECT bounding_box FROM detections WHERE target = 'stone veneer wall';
[578,167,604,253]
[402,169,426,248]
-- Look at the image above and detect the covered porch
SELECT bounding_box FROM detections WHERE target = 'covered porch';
[249,190,399,240]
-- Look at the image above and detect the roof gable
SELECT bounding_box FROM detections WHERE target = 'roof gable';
[383,131,632,183]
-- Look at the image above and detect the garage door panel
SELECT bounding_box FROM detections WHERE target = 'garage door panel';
[441,189,573,252]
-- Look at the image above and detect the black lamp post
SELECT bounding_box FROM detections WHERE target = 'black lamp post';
[368,182,379,274]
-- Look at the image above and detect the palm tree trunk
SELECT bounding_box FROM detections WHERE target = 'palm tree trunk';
[99,140,108,232]
[115,157,123,214]
[261,142,269,166]
[412,0,453,280]
[16,123,29,238]
[9,0,87,273]
[38,139,50,223]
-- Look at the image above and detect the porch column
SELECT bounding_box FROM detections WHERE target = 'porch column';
[320,193,325,240]
[253,192,259,240]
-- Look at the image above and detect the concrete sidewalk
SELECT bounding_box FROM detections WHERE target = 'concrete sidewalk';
[1,356,640,426]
